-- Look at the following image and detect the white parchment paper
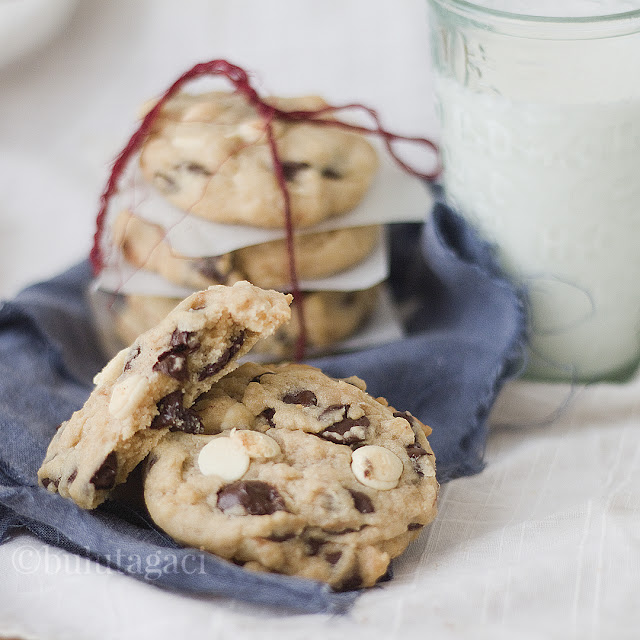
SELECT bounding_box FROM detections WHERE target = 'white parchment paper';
[105,143,433,258]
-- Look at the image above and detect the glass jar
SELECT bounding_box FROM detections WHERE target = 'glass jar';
[428,0,640,381]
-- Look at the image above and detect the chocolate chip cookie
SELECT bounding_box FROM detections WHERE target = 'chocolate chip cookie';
[143,362,438,590]
[138,91,379,228]
[38,282,292,509]
[110,287,380,360]
[112,209,381,290]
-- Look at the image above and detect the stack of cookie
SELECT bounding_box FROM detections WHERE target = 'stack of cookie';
[94,90,392,359]
[39,282,438,590]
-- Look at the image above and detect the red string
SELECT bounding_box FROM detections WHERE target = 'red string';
[258,103,441,181]
[91,61,256,275]
[90,59,441,361]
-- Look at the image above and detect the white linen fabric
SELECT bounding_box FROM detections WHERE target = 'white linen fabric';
[0,1,637,638]
[2,375,638,639]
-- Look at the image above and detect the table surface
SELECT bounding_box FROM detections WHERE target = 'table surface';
[1,2,638,639]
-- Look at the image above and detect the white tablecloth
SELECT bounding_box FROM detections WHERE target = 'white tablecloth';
[1,2,638,638]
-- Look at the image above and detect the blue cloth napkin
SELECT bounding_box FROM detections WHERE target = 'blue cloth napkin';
[0,203,525,613]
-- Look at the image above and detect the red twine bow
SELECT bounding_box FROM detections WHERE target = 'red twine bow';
[90,59,441,361]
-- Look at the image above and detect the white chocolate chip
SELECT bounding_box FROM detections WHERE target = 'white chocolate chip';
[230,429,281,459]
[197,437,250,481]
[351,445,403,490]
[108,374,149,419]
[93,348,129,387]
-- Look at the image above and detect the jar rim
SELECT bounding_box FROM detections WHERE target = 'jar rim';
[428,0,640,39]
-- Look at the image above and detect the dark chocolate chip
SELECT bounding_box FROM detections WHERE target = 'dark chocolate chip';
[321,166,342,180]
[266,532,296,542]
[124,345,141,372]
[41,477,59,490]
[176,161,212,176]
[321,408,370,445]
[410,461,424,478]
[169,408,202,434]
[217,480,286,516]
[324,527,359,535]
[193,257,228,284]
[406,430,428,477]
[198,331,246,381]
[170,329,200,352]
[90,452,118,490]
[320,404,347,418]
[67,470,77,485]
[305,537,326,556]
[325,551,342,565]
[150,391,203,434]
[251,372,275,384]
[348,489,375,514]
[150,391,183,429]
[153,330,201,380]
[154,172,179,193]
[281,161,310,181]
[406,443,427,459]
[153,351,188,381]
[395,410,429,474]
[260,408,276,427]
[282,390,318,407]
[408,522,424,531]
[393,410,416,426]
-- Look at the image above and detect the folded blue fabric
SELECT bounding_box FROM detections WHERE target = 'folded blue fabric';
[0,203,525,613]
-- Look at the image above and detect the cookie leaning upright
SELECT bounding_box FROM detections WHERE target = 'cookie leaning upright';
[37,281,292,510]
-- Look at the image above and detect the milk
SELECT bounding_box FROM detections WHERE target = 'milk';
[433,25,640,380]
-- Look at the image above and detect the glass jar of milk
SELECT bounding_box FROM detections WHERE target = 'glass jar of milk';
[428,0,640,381]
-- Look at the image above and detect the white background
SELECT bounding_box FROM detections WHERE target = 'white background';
[1,2,639,639]
[0,0,436,300]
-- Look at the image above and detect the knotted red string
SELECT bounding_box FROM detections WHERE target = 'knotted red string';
[90,59,440,361]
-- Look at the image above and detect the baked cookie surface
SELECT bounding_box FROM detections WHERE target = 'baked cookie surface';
[253,288,380,358]
[38,282,291,509]
[143,362,438,589]
[138,91,379,228]
[112,209,381,290]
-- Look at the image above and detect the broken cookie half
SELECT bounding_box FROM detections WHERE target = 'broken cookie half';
[37,281,292,509]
